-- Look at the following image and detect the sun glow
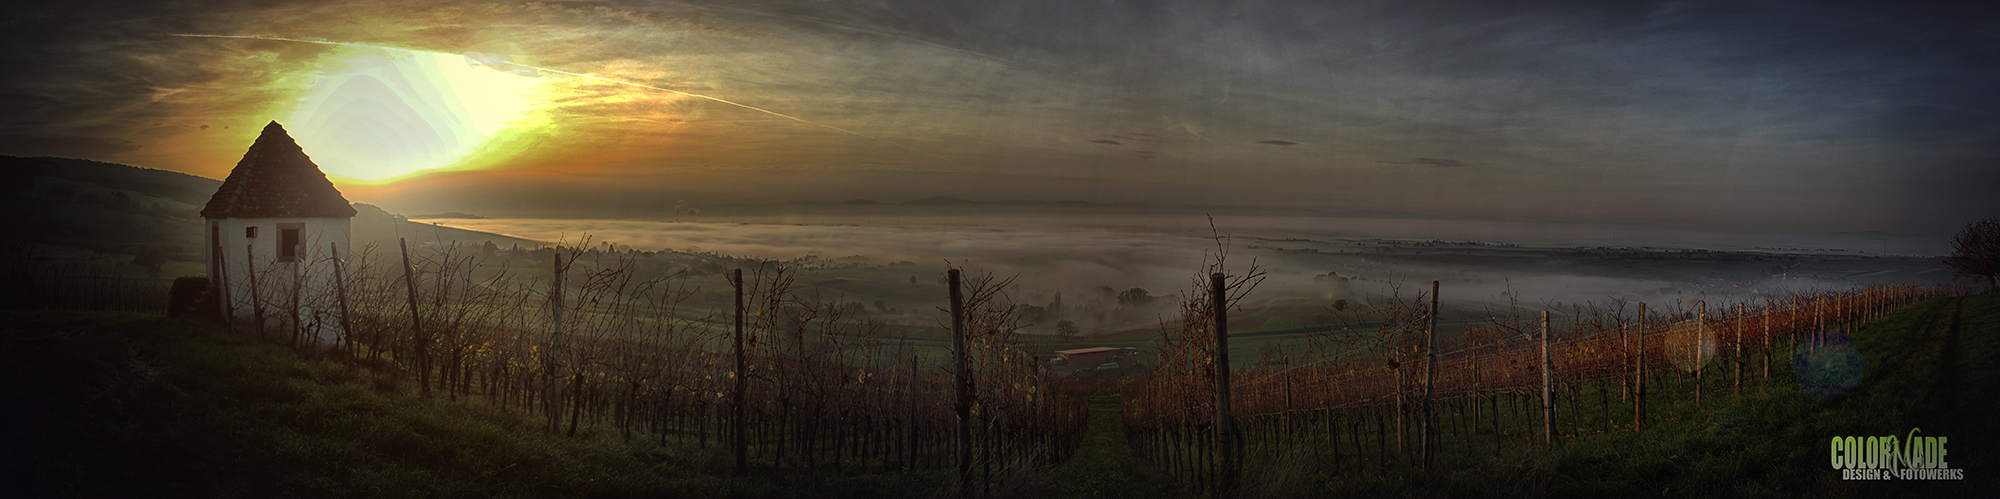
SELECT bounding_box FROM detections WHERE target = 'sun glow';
[284,47,545,182]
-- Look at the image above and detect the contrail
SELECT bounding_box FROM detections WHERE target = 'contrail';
[165,33,949,161]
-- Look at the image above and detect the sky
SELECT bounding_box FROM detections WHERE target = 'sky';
[2,0,1996,235]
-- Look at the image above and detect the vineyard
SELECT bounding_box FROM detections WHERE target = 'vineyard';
[0,244,174,313]
[1125,264,1978,496]
[178,238,1096,494]
[16,229,1986,497]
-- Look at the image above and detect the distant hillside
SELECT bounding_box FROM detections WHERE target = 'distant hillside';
[0,156,215,278]
[2,156,222,206]
[0,155,541,279]
[350,204,542,254]
[412,212,489,219]
[901,196,976,205]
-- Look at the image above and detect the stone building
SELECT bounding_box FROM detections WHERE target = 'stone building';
[201,121,356,345]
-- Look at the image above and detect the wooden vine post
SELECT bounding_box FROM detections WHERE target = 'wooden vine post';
[732,268,747,477]
[330,243,351,351]
[1735,302,1744,396]
[1421,280,1439,469]
[399,238,426,395]
[1634,302,1645,431]
[288,247,302,348]
[547,247,565,431]
[950,269,972,499]
[1695,300,1705,408]
[1541,310,1554,445]
[1212,272,1241,498]
[248,244,265,340]
[214,229,236,335]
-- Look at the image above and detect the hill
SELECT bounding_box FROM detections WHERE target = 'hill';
[1,155,543,279]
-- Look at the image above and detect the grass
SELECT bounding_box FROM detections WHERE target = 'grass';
[0,311,950,498]
[1024,395,1186,499]
[1267,292,1998,498]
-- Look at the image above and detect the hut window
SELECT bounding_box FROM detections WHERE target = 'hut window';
[245,226,258,238]
[279,223,303,262]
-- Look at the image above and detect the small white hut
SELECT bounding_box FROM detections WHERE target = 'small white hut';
[202,121,357,346]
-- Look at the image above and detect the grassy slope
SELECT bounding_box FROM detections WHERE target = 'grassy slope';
[1309,293,1997,498]
[0,312,946,498]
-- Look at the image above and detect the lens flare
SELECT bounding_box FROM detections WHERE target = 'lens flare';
[284,47,543,181]
[1663,319,1718,373]
[1793,330,1863,400]
[170,33,947,173]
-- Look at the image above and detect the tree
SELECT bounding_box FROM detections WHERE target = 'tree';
[106,191,136,211]
[1116,287,1153,308]
[1944,217,2000,292]
[1056,320,1079,340]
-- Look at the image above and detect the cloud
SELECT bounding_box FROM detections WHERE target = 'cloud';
[1105,133,1172,144]
[1411,157,1469,168]
[1378,157,1470,168]
[0,0,1993,231]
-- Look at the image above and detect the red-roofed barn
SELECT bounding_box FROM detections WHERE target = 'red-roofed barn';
[203,121,356,346]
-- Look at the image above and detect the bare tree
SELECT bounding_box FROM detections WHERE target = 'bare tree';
[1056,320,1079,340]
[1944,217,2000,292]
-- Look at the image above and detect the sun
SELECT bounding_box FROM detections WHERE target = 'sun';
[283,47,545,182]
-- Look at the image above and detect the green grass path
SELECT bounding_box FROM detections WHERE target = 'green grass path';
[1024,395,1188,499]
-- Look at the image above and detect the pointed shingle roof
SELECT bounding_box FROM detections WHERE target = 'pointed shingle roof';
[201,121,357,219]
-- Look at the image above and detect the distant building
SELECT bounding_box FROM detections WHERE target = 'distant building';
[201,122,357,346]
[1045,346,1145,377]
[1053,347,1124,367]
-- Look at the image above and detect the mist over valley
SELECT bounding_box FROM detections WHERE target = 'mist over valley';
[412,208,1957,339]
